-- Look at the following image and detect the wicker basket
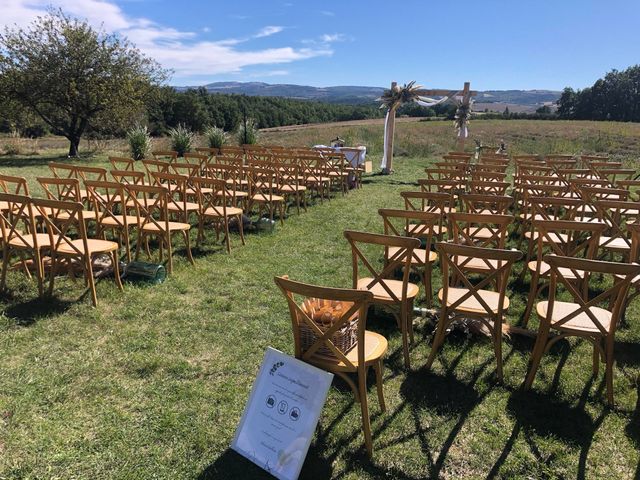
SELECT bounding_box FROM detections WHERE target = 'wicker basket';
[299,298,358,358]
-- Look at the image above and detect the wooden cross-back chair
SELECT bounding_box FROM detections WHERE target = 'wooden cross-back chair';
[150,172,200,224]
[110,169,147,187]
[0,193,49,296]
[447,212,513,277]
[460,193,513,215]
[427,242,522,381]
[477,157,510,167]
[468,180,511,196]
[0,174,30,198]
[521,219,606,327]
[470,171,507,183]
[123,184,194,274]
[142,158,172,186]
[378,208,439,307]
[169,162,203,198]
[276,162,307,215]
[400,191,453,240]
[194,147,219,158]
[621,223,640,319]
[182,152,208,170]
[417,178,462,195]
[616,180,640,201]
[191,176,245,253]
[109,156,135,172]
[344,230,421,368]
[274,275,385,457]
[84,180,136,262]
[218,146,245,161]
[590,200,640,259]
[152,150,178,161]
[524,255,640,405]
[37,177,98,227]
[321,151,350,195]
[472,163,509,174]
[300,156,331,202]
[424,168,466,183]
[513,154,543,162]
[204,164,248,208]
[246,165,285,224]
[33,197,123,307]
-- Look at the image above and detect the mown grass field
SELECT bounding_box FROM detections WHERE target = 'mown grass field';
[1,120,640,479]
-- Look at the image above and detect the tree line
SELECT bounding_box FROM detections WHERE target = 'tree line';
[556,65,640,122]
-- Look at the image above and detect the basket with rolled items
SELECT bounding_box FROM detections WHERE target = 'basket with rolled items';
[299,298,359,357]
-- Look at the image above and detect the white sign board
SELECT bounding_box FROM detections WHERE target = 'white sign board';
[231,347,334,480]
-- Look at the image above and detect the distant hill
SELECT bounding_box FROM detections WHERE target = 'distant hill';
[175,81,561,111]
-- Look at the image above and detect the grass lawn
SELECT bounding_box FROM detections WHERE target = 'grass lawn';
[1,120,640,479]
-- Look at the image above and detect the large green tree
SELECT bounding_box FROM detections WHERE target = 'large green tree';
[0,10,167,156]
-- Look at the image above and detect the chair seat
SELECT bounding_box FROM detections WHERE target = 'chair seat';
[252,193,284,202]
[218,190,249,198]
[459,227,502,240]
[357,277,420,301]
[167,201,200,212]
[438,287,509,314]
[56,238,118,255]
[202,206,243,217]
[141,221,191,232]
[527,261,586,280]
[279,184,307,192]
[8,233,61,249]
[453,255,504,271]
[388,246,437,264]
[101,215,139,227]
[305,176,331,183]
[310,330,388,372]
[56,210,98,222]
[599,236,631,251]
[524,231,569,243]
[536,301,612,333]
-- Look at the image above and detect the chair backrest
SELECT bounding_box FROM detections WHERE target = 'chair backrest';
[0,193,37,250]
[437,242,522,316]
[274,275,373,369]
[32,197,90,255]
[468,180,511,196]
[531,219,606,264]
[84,180,130,228]
[344,230,420,304]
[191,177,230,215]
[592,200,640,251]
[142,158,171,184]
[543,254,640,336]
[378,209,438,264]
[110,169,146,186]
[123,184,171,233]
[152,150,178,161]
[448,212,512,249]
[0,174,30,196]
[48,162,78,180]
[460,194,513,214]
[400,191,451,236]
[37,177,82,202]
[74,165,107,183]
[109,156,135,171]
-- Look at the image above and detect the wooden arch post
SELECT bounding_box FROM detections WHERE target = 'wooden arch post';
[382,81,476,174]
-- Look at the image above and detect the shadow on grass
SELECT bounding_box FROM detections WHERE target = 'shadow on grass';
[0,154,84,167]
[1,295,73,326]
[197,446,333,480]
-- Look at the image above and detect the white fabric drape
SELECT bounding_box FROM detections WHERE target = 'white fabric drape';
[381,109,392,170]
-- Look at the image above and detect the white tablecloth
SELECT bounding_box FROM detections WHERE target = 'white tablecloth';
[313,145,367,167]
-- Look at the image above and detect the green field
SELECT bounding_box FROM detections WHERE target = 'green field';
[1,119,640,479]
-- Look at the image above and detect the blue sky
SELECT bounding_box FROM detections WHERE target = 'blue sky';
[3,0,640,90]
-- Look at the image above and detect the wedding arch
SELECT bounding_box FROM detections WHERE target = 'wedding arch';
[379,81,476,173]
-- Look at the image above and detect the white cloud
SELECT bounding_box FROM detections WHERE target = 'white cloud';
[320,11,335,16]
[0,0,331,83]
[321,33,346,43]
[254,26,284,38]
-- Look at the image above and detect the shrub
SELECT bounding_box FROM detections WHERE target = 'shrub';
[203,125,227,149]
[168,123,194,157]
[126,125,152,160]
[236,118,259,146]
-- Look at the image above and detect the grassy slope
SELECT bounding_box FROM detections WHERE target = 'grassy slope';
[0,120,639,479]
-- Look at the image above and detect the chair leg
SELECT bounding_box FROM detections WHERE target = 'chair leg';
[374,359,386,412]
[184,230,195,265]
[522,271,540,327]
[85,255,98,307]
[238,214,246,246]
[358,368,373,457]
[400,303,411,369]
[112,251,123,291]
[494,317,503,382]
[425,312,448,370]
[166,235,173,274]
[523,327,549,390]
[605,342,615,406]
